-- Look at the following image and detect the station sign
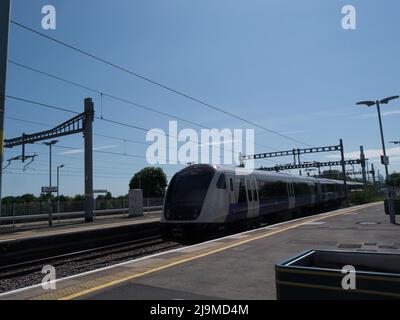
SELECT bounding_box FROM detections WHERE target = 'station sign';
[93,189,108,194]
[41,186,58,193]
[381,155,390,166]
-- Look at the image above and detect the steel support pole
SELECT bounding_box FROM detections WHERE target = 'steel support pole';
[57,166,60,223]
[57,166,59,198]
[292,149,296,166]
[371,164,376,185]
[376,100,395,223]
[360,146,367,185]
[48,198,52,227]
[0,0,11,218]
[49,144,52,187]
[84,98,94,223]
[48,143,53,227]
[340,139,349,205]
[376,101,389,181]
[297,149,301,176]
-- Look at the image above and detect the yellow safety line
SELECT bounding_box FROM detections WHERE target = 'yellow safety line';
[59,203,378,300]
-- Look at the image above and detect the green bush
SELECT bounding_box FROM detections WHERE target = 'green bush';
[349,186,384,205]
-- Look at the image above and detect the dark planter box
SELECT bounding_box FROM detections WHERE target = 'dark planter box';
[276,250,400,300]
[384,199,400,215]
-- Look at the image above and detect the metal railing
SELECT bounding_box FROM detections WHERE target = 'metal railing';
[0,205,163,225]
[1,198,164,217]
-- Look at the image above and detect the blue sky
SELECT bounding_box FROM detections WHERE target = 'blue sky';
[4,0,400,197]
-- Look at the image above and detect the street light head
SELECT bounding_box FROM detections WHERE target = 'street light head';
[43,140,59,146]
[59,164,65,168]
[380,96,400,105]
[356,100,376,107]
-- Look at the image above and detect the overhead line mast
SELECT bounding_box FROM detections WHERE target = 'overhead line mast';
[0,0,11,217]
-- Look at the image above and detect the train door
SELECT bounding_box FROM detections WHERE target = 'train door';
[236,176,248,218]
[314,182,320,204]
[227,175,236,206]
[287,180,295,209]
[246,175,259,218]
[310,183,316,205]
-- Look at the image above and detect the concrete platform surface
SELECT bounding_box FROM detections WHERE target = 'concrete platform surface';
[1,202,398,300]
[0,212,161,243]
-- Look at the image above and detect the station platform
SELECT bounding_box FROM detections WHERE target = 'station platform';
[1,201,398,300]
[0,211,161,243]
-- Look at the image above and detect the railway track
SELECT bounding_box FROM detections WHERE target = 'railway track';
[0,234,182,294]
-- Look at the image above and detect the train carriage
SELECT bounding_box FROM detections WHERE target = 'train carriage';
[161,164,362,238]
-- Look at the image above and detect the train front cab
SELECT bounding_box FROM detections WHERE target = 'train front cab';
[161,166,262,239]
[161,165,216,238]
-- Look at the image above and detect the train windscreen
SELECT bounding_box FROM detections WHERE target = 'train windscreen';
[164,168,215,220]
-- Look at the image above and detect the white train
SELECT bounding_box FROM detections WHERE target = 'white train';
[161,164,363,238]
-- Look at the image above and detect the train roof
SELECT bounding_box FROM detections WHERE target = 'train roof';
[181,164,363,186]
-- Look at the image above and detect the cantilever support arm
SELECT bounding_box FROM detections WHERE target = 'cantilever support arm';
[4,111,88,149]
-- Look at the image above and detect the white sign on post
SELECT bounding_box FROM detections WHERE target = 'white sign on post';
[381,156,389,166]
[93,190,108,194]
[41,186,58,193]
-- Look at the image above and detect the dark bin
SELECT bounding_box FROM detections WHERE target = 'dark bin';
[276,250,400,300]
[384,199,400,215]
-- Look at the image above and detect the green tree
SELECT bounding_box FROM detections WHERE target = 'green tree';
[73,194,85,201]
[39,193,54,201]
[349,185,384,205]
[320,170,343,180]
[129,167,167,198]
[388,172,400,188]
[58,195,69,202]
[2,196,15,204]
[320,170,362,183]
[105,192,112,200]
[20,193,36,203]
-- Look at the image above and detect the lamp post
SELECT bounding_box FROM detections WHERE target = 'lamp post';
[57,164,64,224]
[356,95,399,223]
[43,140,59,188]
[366,160,370,182]
[43,140,59,226]
[356,96,399,181]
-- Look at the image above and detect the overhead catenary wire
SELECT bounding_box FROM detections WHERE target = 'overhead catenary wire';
[10,21,314,148]
[9,60,278,152]
[3,170,176,180]
[9,60,211,131]
[5,113,280,176]
[6,95,276,164]
[3,141,173,172]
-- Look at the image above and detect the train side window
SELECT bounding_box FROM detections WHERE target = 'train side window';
[253,180,258,201]
[247,180,253,201]
[217,174,226,189]
[238,178,247,204]
[229,178,234,192]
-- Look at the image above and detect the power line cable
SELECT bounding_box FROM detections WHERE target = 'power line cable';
[9,60,277,151]
[6,95,269,164]
[10,21,313,148]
